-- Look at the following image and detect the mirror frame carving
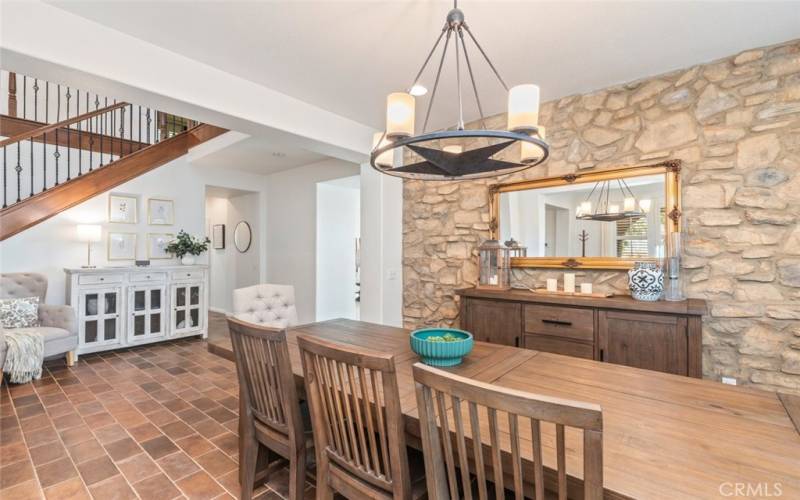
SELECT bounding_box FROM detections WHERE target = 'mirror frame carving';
[488,160,682,270]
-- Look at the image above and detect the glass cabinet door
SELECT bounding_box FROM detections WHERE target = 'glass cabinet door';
[129,286,165,342]
[171,282,204,336]
[79,288,122,348]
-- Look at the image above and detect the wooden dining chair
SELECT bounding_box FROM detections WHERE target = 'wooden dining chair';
[413,362,604,500]
[297,334,425,500]
[228,317,310,500]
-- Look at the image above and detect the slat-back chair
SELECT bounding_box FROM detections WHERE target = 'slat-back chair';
[298,334,422,500]
[413,362,604,500]
[228,317,309,500]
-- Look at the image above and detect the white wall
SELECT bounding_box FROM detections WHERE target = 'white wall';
[359,163,403,327]
[265,158,360,324]
[0,152,268,305]
[316,176,360,321]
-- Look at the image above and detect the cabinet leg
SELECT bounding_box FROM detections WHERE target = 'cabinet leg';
[66,351,76,367]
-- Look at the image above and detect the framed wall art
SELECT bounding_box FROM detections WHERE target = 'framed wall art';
[148,198,174,225]
[212,224,225,249]
[108,232,137,261]
[108,194,138,224]
[147,233,174,260]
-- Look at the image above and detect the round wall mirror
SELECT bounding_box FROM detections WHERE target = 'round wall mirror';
[233,221,252,253]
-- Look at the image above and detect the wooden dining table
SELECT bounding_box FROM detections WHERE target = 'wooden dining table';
[214,318,800,499]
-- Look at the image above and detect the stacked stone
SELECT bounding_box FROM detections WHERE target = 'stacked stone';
[402,39,800,393]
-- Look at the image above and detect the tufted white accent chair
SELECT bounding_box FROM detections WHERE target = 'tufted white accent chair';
[232,284,299,328]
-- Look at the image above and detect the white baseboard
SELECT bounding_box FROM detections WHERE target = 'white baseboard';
[209,307,230,315]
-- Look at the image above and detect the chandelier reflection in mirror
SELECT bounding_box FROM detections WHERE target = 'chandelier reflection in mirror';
[576,178,652,222]
[370,1,549,180]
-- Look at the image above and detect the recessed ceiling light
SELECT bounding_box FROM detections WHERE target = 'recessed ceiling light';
[409,84,428,96]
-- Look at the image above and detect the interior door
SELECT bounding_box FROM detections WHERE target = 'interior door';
[598,310,688,375]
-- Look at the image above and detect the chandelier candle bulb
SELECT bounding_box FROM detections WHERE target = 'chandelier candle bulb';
[564,273,576,293]
[385,92,415,138]
[372,132,394,167]
[608,204,620,214]
[507,84,540,132]
[546,278,558,292]
[580,283,593,294]
[624,197,636,212]
[640,199,652,213]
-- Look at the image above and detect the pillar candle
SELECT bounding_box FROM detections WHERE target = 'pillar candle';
[580,283,593,294]
[564,273,576,293]
[546,278,558,292]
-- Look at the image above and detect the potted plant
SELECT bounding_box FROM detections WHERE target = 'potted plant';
[165,231,210,265]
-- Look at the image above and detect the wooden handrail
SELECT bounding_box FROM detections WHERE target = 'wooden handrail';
[0,101,128,148]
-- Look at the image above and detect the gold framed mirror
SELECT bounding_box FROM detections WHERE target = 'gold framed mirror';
[489,160,682,270]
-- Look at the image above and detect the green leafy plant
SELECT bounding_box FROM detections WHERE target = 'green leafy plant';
[165,231,210,258]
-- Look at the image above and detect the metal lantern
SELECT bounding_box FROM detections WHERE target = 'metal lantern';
[504,238,527,258]
[477,239,510,290]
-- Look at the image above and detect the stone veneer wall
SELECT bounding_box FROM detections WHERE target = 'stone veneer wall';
[402,39,800,393]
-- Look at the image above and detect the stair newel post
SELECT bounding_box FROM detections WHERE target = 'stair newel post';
[66,87,71,181]
[7,72,17,118]
[54,84,60,186]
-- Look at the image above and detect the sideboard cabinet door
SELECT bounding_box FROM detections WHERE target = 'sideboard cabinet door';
[461,298,521,346]
[598,310,688,375]
[78,287,123,350]
[171,282,205,337]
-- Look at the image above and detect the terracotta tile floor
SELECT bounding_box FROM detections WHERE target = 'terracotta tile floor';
[0,337,315,499]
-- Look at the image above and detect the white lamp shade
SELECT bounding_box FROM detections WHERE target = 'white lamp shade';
[372,132,394,168]
[624,197,636,212]
[77,224,102,242]
[520,141,541,164]
[386,92,415,138]
[507,84,540,132]
[639,199,652,213]
[579,201,591,216]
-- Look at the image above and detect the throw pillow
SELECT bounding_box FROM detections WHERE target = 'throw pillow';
[0,296,40,328]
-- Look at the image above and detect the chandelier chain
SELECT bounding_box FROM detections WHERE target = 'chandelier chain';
[422,28,453,134]
[463,23,509,91]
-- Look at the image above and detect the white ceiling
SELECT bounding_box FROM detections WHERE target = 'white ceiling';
[49,0,800,132]
[190,136,327,175]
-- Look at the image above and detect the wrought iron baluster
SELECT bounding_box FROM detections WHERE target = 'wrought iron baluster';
[43,83,48,191]
[16,144,21,202]
[33,79,39,122]
[29,138,33,197]
[88,93,93,171]
[128,103,133,155]
[55,85,61,185]
[111,100,116,162]
[119,105,125,159]
[2,146,6,208]
[66,87,71,180]
[138,106,142,148]
[77,89,82,176]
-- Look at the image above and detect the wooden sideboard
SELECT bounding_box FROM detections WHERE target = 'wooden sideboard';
[65,265,208,356]
[456,287,706,377]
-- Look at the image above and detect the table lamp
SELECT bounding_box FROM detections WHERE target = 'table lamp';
[77,224,102,268]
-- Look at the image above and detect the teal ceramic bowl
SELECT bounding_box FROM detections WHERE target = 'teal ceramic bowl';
[410,328,474,367]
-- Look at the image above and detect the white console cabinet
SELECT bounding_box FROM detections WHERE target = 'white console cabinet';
[65,265,208,355]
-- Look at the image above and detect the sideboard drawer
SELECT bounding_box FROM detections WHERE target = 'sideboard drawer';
[523,333,594,360]
[524,304,594,342]
[130,272,167,283]
[172,270,204,281]
[78,274,124,285]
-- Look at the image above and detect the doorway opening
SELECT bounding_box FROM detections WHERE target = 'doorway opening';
[316,175,360,321]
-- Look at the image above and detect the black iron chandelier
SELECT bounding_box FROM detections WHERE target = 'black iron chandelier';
[370,1,549,180]
[575,178,652,222]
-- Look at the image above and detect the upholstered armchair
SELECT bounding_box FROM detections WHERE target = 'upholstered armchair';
[232,283,299,328]
[0,273,78,370]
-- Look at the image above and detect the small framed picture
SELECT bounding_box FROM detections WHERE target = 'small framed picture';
[148,198,174,225]
[108,194,137,224]
[108,232,137,261]
[212,224,225,249]
[147,233,174,260]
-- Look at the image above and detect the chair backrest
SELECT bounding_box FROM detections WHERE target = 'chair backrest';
[232,283,298,328]
[297,334,412,499]
[228,317,305,446]
[0,273,47,302]
[413,363,604,500]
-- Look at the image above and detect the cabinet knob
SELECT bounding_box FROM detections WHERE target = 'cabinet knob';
[99,277,104,281]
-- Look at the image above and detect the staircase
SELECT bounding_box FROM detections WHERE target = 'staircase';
[0,71,227,240]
